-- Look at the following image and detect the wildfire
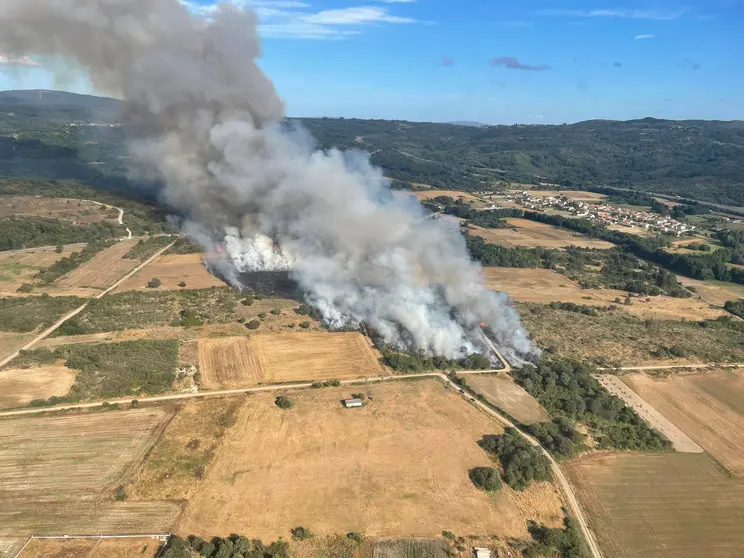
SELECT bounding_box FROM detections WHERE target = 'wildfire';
[216,243,223,254]
[480,322,486,327]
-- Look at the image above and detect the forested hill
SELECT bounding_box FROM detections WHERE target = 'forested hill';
[299,117,744,205]
[1,90,743,205]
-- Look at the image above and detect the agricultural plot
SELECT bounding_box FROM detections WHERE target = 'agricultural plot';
[0,408,180,535]
[0,197,112,224]
[0,244,87,295]
[413,189,490,208]
[482,268,603,304]
[607,223,655,237]
[622,371,744,474]
[198,332,385,389]
[468,219,613,249]
[18,537,166,558]
[0,366,76,409]
[178,380,564,540]
[0,332,33,362]
[566,452,744,558]
[677,276,744,307]
[56,240,140,290]
[517,190,607,202]
[113,253,227,293]
[467,373,548,424]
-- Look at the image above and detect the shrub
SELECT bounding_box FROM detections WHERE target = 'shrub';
[55,244,64,253]
[258,312,267,319]
[478,429,552,490]
[347,532,364,543]
[147,277,161,288]
[300,321,311,329]
[246,319,261,330]
[131,399,139,408]
[241,296,254,306]
[114,486,127,501]
[237,317,246,324]
[468,467,502,492]
[270,308,281,315]
[17,283,33,293]
[178,281,187,288]
[275,396,294,409]
[291,526,312,540]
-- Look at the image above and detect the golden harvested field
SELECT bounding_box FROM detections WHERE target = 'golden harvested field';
[622,371,744,474]
[467,374,549,424]
[482,267,600,304]
[0,408,180,535]
[0,197,112,224]
[413,189,489,207]
[18,537,166,558]
[566,452,744,558]
[57,240,140,289]
[198,332,385,389]
[0,366,76,409]
[677,276,744,307]
[0,244,88,294]
[482,268,724,321]
[177,380,564,540]
[468,219,613,249]
[113,254,227,293]
[607,223,655,237]
[0,332,33,361]
[517,190,607,201]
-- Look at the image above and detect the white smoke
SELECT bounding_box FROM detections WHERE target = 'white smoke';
[0,0,539,361]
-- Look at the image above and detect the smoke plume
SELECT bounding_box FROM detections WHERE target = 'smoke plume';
[0,0,538,361]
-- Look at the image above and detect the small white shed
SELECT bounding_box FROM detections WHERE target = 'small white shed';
[343,398,363,408]
[473,548,492,558]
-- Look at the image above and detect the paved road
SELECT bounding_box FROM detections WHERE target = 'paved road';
[0,241,176,370]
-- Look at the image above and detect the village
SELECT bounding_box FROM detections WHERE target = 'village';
[507,191,695,236]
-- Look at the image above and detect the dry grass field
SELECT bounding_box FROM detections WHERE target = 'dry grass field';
[0,197,112,224]
[622,371,744,474]
[0,408,180,535]
[566,452,744,558]
[518,190,607,201]
[113,254,227,293]
[482,268,601,304]
[0,366,77,409]
[607,223,655,237]
[413,190,489,208]
[177,380,564,540]
[18,537,165,558]
[677,276,744,307]
[468,219,613,249]
[467,374,549,424]
[482,268,724,321]
[0,244,88,294]
[57,240,140,290]
[198,332,385,389]
[0,332,33,361]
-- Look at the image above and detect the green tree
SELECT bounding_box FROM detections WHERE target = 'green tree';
[147,277,161,288]
[275,396,294,409]
[468,467,502,492]
[55,244,64,253]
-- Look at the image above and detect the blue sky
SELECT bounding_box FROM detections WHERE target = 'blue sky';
[0,0,741,124]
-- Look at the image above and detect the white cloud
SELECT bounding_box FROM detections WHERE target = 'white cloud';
[538,8,687,20]
[181,1,417,39]
[634,34,655,40]
[0,55,41,67]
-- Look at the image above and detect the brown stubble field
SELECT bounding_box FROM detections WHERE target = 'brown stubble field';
[0,408,180,536]
[112,254,227,293]
[466,374,549,424]
[198,332,387,389]
[621,370,744,474]
[177,380,564,540]
[412,189,490,208]
[56,240,140,290]
[0,331,33,362]
[566,452,744,558]
[468,219,613,249]
[0,365,77,409]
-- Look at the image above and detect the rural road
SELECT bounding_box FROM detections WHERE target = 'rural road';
[87,199,132,239]
[0,240,177,370]
[0,368,603,558]
[598,362,744,372]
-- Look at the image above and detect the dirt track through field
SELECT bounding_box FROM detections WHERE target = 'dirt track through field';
[597,375,703,453]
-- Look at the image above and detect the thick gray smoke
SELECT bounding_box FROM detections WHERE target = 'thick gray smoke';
[0,0,538,361]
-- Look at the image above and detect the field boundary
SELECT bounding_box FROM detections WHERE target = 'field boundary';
[13,534,170,558]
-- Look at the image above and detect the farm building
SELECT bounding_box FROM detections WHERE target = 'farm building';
[343,398,363,408]
[473,549,492,558]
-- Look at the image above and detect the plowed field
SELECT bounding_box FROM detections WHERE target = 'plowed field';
[198,332,385,389]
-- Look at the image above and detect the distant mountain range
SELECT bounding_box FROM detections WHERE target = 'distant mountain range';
[1,90,743,205]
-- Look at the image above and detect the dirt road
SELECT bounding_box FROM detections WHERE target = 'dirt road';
[598,363,744,372]
[596,374,703,453]
[0,241,176,370]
